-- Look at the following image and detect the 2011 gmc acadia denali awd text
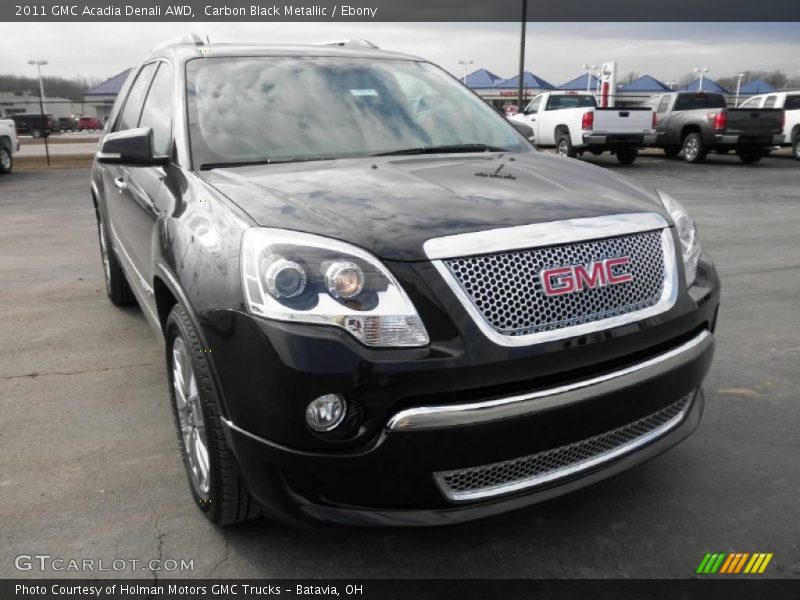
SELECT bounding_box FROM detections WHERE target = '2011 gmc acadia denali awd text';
[91,37,720,527]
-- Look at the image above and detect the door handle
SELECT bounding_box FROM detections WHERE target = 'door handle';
[114,177,127,192]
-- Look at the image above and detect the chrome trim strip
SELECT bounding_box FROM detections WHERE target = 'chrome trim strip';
[432,227,678,347]
[435,393,694,502]
[423,212,669,260]
[386,330,713,431]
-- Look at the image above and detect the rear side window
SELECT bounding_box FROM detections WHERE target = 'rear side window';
[785,95,800,110]
[674,93,726,111]
[738,97,760,108]
[116,63,158,131]
[657,96,671,113]
[138,63,174,157]
[763,96,778,108]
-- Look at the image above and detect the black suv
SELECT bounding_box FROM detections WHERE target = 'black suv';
[11,113,54,138]
[91,38,720,527]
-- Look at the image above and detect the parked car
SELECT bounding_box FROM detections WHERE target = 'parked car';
[510,91,656,164]
[0,112,20,174]
[738,92,800,160]
[58,116,79,132]
[78,116,102,131]
[92,38,719,527]
[643,92,785,163]
[10,113,54,138]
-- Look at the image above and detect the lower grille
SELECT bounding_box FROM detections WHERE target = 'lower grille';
[435,392,694,502]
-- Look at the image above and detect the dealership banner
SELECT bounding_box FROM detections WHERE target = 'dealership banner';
[2,0,800,22]
[4,579,800,599]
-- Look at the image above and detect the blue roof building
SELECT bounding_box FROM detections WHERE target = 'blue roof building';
[678,78,730,94]
[739,79,777,95]
[463,68,503,89]
[618,75,672,93]
[494,71,556,90]
[558,73,599,91]
[84,69,132,97]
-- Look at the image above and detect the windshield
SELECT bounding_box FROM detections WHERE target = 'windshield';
[186,56,528,167]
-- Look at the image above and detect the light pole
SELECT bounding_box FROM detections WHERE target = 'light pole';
[516,0,527,110]
[457,59,474,85]
[667,81,677,90]
[28,59,50,166]
[735,73,745,106]
[694,67,709,91]
[581,64,596,92]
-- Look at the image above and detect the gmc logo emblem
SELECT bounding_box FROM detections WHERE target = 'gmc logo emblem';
[540,257,633,296]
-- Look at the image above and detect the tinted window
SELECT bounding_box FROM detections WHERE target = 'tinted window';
[657,96,671,113]
[116,63,157,131]
[673,93,726,111]
[186,57,527,166]
[785,95,800,110]
[138,63,173,156]
[738,97,760,108]
[545,95,596,110]
[763,96,778,108]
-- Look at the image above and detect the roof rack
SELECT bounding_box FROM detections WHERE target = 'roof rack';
[319,39,379,49]
[152,33,205,52]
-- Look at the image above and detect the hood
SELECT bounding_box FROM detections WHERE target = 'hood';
[200,151,666,262]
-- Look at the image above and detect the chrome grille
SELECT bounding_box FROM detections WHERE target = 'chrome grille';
[435,392,694,502]
[444,230,666,337]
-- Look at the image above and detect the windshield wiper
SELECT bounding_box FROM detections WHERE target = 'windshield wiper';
[373,144,511,156]
[199,157,337,170]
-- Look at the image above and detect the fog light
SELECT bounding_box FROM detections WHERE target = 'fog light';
[305,394,346,432]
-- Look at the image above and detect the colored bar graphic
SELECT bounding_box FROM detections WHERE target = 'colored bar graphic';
[699,552,773,575]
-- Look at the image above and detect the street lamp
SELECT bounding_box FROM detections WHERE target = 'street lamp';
[735,73,746,106]
[581,64,597,92]
[693,67,709,91]
[27,59,50,165]
[457,59,474,85]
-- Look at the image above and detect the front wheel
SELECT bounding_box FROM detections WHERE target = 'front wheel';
[0,146,12,174]
[166,304,262,526]
[615,148,638,165]
[682,133,706,164]
[31,129,42,139]
[557,135,577,158]
[793,137,800,161]
[737,148,764,164]
[96,213,136,306]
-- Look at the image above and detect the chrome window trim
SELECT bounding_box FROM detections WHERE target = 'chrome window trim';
[434,392,695,502]
[423,212,669,260]
[427,215,678,347]
[386,329,712,431]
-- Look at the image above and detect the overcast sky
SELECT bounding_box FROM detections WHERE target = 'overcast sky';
[1,22,798,85]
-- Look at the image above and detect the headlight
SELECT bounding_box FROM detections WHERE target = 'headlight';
[658,191,701,286]
[241,228,429,347]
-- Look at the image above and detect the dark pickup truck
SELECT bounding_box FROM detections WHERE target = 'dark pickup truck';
[643,92,784,163]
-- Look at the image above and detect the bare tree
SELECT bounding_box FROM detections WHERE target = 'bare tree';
[621,71,641,85]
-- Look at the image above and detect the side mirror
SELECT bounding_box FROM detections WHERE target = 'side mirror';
[510,120,534,140]
[96,127,168,166]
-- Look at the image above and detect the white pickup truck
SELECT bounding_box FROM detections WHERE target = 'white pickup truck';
[510,91,656,164]
[739,91,800,160]
[0,110,19,174]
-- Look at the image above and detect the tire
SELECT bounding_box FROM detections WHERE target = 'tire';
[793,136,800,161]
[557,134,577,158]
[663,146,681,158]
[0,145,12,174]
[737,148,764,164]
[166,304,262,526]
[682,132,706,164]
[615,148,638,165]
[31,129,42,139]
[95,211,136,306]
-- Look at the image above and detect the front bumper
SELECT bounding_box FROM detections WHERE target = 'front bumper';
[218,328,714,527]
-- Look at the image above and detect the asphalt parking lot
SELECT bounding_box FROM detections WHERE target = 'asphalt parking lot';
[1,151,798,579]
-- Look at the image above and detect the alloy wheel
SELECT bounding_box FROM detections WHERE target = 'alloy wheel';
[172,336,211,500]
[684,137,699,161]
[0,149,10,170]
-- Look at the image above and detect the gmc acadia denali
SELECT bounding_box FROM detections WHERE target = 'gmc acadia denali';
[91,38,720,527]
